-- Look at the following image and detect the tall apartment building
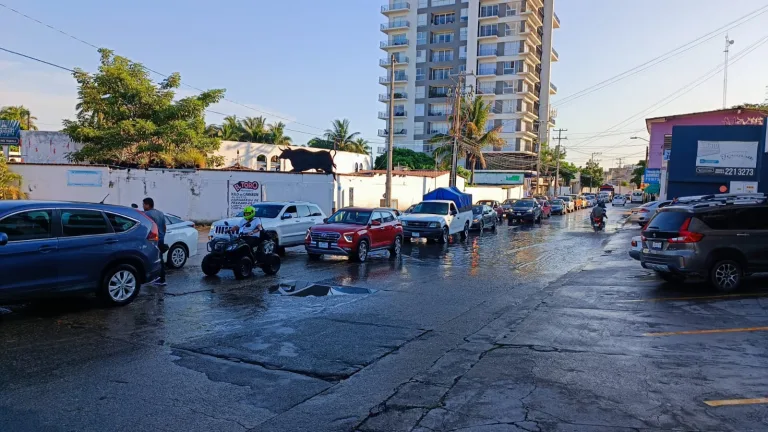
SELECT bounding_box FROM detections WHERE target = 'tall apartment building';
[379,0,559,170]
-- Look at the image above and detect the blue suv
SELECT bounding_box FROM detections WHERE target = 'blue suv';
[0,201,163,306]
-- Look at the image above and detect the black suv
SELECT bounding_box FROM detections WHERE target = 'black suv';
[640,193,768,291]
[508,199,543,225]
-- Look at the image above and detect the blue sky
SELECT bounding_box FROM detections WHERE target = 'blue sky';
[2,0,768,167]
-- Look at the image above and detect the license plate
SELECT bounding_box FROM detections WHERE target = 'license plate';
[317,242,329,249]
[412,232,420,238]
[651,241,662,249]
[647,264,669,272]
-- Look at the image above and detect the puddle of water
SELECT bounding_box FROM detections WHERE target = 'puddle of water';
[274,281,376,297]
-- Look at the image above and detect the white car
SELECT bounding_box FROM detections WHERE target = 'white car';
[208,202,327,255]
[163,214,199,269]
[612,196,627,206]
[629,235,641,261]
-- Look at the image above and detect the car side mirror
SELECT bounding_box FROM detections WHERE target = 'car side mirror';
[371,220,382,226]
[131,203,139,209]
[282,213,293,220]
[322,218,328,223]
[0,232,7,246]
[451,210,458,216]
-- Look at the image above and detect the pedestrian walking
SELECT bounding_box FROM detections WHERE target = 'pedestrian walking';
[142,197,167,286]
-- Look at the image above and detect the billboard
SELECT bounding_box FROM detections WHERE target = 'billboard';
[0,120,21,145]
[228,180,261,217]
[695,141,757,177]
[644,168,661,185]
[472,171,525,185]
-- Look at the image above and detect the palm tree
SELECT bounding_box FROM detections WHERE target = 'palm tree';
[430,97,503,183]
[0,105,38,130]
[220,122,242,141]
[267,122,292,145]
[205,124,222,138]
[324,119,361,150]
[239,116,267,142]
[345,138,370,155]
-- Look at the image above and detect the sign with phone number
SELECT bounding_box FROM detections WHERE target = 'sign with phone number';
[695,167,755,177]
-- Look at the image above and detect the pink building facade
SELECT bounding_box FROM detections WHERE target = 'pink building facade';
[646,108,765,169]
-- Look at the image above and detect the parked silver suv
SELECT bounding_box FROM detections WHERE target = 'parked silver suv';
[640,193,768,291]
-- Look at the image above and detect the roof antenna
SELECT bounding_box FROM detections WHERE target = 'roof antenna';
[99,194,109,204]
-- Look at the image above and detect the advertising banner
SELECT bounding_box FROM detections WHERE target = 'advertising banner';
[228,180,261,217]
[0,120,21,145]
[643,168,661,185]
[695,141,758,177]
[472,171,525,185]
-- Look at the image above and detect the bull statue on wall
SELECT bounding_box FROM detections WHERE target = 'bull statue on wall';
[278,147,337,178]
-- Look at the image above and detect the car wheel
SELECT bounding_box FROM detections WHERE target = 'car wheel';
[99,264,141,306]
[261,254,281,275]
[710,259,742,292]
[438,227,449,244]
[166,243,188,269]
[308,253,323,261]
[389,236,402,259]
[233,256,254,280]
[460,224,469,241]
[354,239,369,263]
[480,220,485,232]
[201,255,222,276]
[491,220,497,232]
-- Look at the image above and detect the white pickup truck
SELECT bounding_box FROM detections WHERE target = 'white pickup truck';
[400,199,472,243]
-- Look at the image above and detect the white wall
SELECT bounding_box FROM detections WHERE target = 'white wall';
[10,164,334,223]
[20,131,83,164]
[335,172,451,210]
[463,185,522,202]
[216,140,372,173]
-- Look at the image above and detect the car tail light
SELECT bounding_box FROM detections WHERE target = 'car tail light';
[668,218,704,243]
[305,229,311,242]
[631,240,638,247]
[147,220,159,242]
[639,208,649,213]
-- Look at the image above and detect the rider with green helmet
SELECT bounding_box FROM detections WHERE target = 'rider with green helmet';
[231,205,264,253]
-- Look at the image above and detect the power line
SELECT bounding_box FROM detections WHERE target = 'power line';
[553,4,768,108]
[0,46,74,72]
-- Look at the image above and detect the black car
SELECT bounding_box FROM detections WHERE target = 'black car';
[470,205,498,231]
[508,199,543,224]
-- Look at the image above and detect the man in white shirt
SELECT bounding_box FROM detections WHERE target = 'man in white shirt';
[231,205,264,254]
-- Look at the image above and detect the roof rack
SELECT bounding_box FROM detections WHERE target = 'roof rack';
[676,193,766,209]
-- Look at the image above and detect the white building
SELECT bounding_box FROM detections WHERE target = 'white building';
[379,0,559,169]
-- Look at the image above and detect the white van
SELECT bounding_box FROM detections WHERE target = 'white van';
[630,190,645,204]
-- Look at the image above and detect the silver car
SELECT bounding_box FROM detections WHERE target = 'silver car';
[630,200,672,226]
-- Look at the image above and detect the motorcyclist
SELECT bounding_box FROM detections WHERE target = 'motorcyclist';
[591,202,607,225]
[230,206,264,255]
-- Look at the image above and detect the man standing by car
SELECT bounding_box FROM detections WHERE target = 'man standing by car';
[143,197,167,286]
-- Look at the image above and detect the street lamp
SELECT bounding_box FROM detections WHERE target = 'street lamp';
[630,136,649,142]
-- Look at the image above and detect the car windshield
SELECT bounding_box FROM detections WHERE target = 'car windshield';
[513,200,535,208]
[503,199,517,205]
[551,200,563,205]
[477,201,494,206]
[235,204,284,218]
[558,197,571,202]
[472,206,484,215]
[412,202,449,215]
[326,209,372,225]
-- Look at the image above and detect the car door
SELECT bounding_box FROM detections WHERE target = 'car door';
[449,203,463,233]
[56,209,116,290]
[369,211,387,249]
[483,205,494,225]
[0,209,58,296]
[296,205,315,243]
[307,204,325,228]
[280,205,301,245]
[737,207,768,272]
[382,211,398,246]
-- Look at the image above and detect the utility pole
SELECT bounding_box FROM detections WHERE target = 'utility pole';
[723,34,735,109]
[385,54,397,207]
[590,152,602,193]
[449,72,465,187]
[552,128,567,196]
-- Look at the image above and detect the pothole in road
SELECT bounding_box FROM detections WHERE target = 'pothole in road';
[273,280,376,297]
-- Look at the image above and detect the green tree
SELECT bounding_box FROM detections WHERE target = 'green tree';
[580,160,604,190]
[430,97,504,183]
[558,161,579,186]
[0,105,38,130]
[219,123,242,141]
[375,147,436,170]
[0,155,25,199]
[324,119,361,150]
[266,121,292,145]
[346,138,370,154]
[204,124,221,138]
[239,116,266,142]
[64,49,225,168]
[631,160,647,188]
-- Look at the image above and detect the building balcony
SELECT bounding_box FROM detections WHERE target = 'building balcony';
[551,47,559,62]
[381,20,410,32]
[477,48,498,58]
[477,68,497,76]
[477,30,499,40]
[381,2,410,14]
[380,39,409,49]
[427,110,451,117]
[378,111,408,119]
[550,82,557,95]
[477,86,497,96]
[429,90,450,98]
[554,12,561,28]
[380,74,408,84]
[378,129,407,137]
[380,55,409,67]
[479,11,499,21]
[379,92,408,102]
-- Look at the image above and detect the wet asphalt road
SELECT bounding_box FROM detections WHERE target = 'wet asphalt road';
[1,206,767,431]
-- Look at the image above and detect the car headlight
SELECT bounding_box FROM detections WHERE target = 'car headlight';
[473,218,479,222]
[526,209,533,213]
[401,220,408,226]
[428,222,439,228]
[343,233,354,242]
[226,244,238,251]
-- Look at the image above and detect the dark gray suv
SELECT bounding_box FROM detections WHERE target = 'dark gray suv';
[640,194,768,291]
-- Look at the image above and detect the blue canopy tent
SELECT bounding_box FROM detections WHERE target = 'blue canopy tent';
[423,187,473,211]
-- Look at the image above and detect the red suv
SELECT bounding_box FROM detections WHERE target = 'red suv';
[305,207,403,263]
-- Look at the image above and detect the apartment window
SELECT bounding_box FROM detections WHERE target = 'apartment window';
[431,49,454,62]
[478,63,496,76]
[502,121,516,133]
[479,24,497,37]
[504,42,517,55]
[505,23,517,36]
[433,12,456,25]
[459,46,467,59]
[478,43,496,56]
[418,0,428,7]
[432,0,453,6]
[391,35,408,45]
[506,2,518,16]
[415,86,426,99]
[460,27,468,41]
[477,82,495,95]
[485,120,495,133]
[414,122,425,135]
[431,31,454,44]
[429,103,452,116]
[430,67,452,80]
[394,122,405,133]
[502,80,517,94]
[418,14,427,26]
[502,100,516,113]
[415,104,425,116]
[430,121,450,135]
[429,86,450,97]
[417,31,427,45]
[458,64,466,73]
[416,49,426,62]
[416,67,426,80]
[480,5,499,18]
[393,104,406,116]
[393,71,407,81]
[460,8,468,22]
[503,61,515,75]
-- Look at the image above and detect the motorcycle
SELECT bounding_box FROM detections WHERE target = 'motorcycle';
[201,222,281,279]
[591,215,605,232]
